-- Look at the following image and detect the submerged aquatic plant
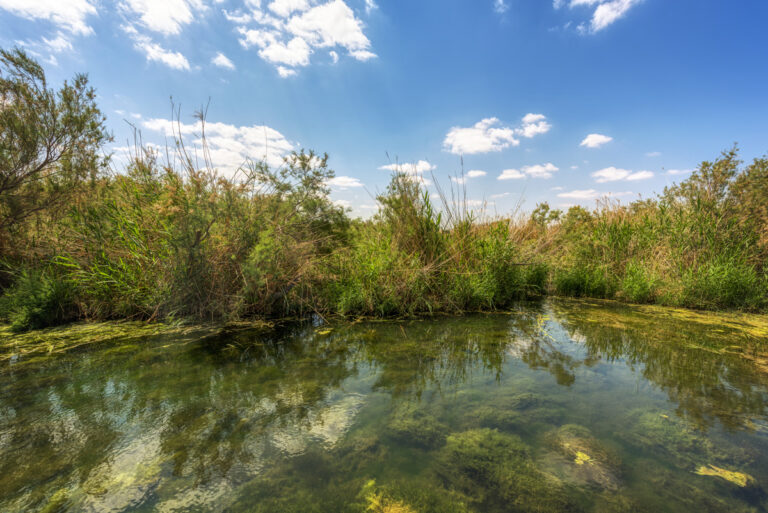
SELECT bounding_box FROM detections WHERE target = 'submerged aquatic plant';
[695,464,755,488]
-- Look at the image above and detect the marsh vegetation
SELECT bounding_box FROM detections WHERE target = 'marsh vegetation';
[1,48,767,331]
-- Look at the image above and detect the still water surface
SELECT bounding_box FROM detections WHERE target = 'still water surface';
[2,299,768,512]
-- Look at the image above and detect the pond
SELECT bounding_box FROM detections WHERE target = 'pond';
[2,299,768,512]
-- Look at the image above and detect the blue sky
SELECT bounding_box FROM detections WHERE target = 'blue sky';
[2,0,767,216]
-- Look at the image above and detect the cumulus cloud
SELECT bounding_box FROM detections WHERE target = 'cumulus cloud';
[518,113,552,138]
[467,170,487,178]
[580,133,613,148]
[327,175,364,188]
[591,167,653,183]
[667,169,693,176]
[498,163,559,180]
[142,117,294,176]
[444,114,550,155]
[212,52,236,69]
[494,0,508,14]
[232,0,376,77]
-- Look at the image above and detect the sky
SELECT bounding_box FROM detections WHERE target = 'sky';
[1,0,767,217]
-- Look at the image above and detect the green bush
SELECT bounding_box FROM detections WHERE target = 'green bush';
[553,264,614,299]
[621,261,658,304]
[0,270,78,332]
[681,257,764,310]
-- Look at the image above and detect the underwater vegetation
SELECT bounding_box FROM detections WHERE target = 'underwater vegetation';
[2,301,768,512]
[434,428,578,512]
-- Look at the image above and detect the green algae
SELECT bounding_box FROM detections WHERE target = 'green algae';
[544,424,622,491]
[385,404,448,449]
[694,464,755,487]
[434,429,577,513]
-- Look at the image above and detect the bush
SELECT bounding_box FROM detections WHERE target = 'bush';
[621,261,658,304]
[553,264,614,299]
[0,270,78,332]
[681,257,765,310]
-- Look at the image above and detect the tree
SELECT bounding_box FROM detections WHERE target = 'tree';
[0,47,110,236]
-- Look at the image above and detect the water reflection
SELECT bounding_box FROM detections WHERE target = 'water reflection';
[1,299,767,512]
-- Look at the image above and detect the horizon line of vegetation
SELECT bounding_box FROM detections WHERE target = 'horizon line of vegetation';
[1,47,766,332]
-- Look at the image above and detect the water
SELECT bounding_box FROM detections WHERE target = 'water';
[2,299,768,512]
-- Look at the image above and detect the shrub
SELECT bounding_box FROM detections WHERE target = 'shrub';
[621,261,658,304]
[0,270,78,332]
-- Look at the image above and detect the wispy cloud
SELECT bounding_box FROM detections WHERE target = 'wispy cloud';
[556,0,643,33]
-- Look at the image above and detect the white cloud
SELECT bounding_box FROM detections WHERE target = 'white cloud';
[518,113,552,138]
[444,118,518,155]
[580,133,613,148]
[558,189,633,200]
[212,52,235,69]
[490,192,511,199]
[0,0,97,35]
[134,39,191,70]
[333,199,352,208]
[277,66,298,77]
[327,175,364,188]
[379,160,435,175]
[494,0,508,14]
[499,163,558,180]
[233,0,375,76]
[498,169,525,180]
[591,166,653,183]
[591,0,641,32]
[142,117,294,176]
[563,0,642,33]
[667,169,693,176]
[467,170,487,178]
[444,114,550,155]
[379,160,434,185]
[268,0,310,17]
[646,151,661,157]
[364,0,377,15]
[329,50,339,63]
[523,163,559,178]
[625,170,653,181]
[120,0,207,36]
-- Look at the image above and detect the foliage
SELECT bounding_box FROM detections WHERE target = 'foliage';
[1,49,767,332]
[0,47,109,244]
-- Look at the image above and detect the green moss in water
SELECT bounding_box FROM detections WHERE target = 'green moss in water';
[434,428,578,513]
[544,424,623,490]
[385,404,449,449]
[39,489,69,513]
